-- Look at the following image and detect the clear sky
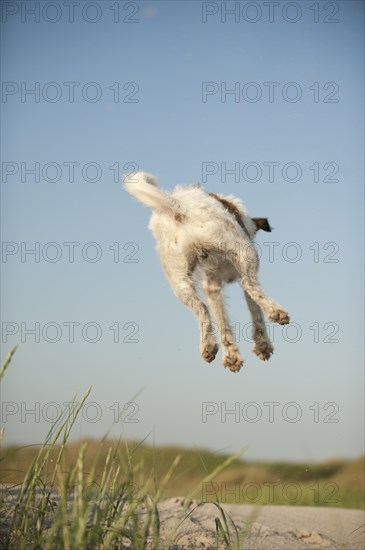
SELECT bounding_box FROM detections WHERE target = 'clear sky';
[1,0,364,462]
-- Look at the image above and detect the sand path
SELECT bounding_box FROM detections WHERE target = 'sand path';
[156,497,365,549]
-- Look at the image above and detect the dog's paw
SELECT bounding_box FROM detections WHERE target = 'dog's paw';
[269,309,290,325]
[253,340,274,361]
[201,342,219,363]
[223,346,243,373]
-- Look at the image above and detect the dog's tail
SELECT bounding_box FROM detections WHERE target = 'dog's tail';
[124,171,178,215]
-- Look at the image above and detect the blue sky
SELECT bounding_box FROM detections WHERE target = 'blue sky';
[1,0,364,462]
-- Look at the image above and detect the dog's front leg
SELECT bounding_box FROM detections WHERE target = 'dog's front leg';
[227,245,290,326]
[244,291,274,360]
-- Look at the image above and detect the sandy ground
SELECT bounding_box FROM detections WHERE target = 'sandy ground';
[156,497,365,549]
[1,492,364,548]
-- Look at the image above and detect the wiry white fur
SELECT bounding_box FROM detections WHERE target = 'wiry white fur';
[124,171,289,372]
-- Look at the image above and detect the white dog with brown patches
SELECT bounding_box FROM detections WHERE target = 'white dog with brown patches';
[124,171,290,372]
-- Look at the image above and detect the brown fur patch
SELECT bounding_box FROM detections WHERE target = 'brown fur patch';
[197,247,209,259]
[174,213,185,223]
[208,193,250,237]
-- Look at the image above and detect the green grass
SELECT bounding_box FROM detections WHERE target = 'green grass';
[0,348,247,549]
[1,348,364,549]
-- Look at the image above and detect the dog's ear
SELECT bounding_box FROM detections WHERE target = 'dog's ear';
[252,218,272,232]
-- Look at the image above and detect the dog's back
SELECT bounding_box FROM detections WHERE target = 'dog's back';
[124,171,257,243]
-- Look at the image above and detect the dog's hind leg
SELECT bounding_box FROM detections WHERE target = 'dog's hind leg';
[164,268,219,364]
[202,275,243,372]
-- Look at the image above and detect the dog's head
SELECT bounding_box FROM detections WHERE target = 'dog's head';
[252,218,272,233]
